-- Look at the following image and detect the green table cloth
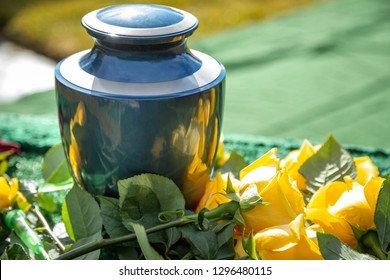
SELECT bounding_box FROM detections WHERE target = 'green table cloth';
[1,113,389,186]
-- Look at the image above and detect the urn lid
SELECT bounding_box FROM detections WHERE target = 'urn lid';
[82,4,198,43]
[56,4,225,99]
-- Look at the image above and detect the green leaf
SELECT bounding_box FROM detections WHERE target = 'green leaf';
[98,196,131,238]
[0,250,8,260]
[179,223,219,260]
[214,222,235,260]
[217,150,247,178]
[226,174,234,193]
[129,222,164,260]
[214,242,235,260]
[70,231,102,260]
[61,199,75,241]
[242,231,258,260]
[0,243,31,260]
[120,184,161,230]
[167,240,193,260]
[42,143,72,184]
[0,150,13,161]
[233,210,245,226]
[349,224,370,252]
[317,232,376,260]
[216,223,235,250]
[118,174,185,212]
[0,213,11,243]
[62,186,102,241]
[0,160,8,174]
[374,174,390,252]
[350,224,369,240]
[120,184,180,246]
[34,193,57,212]
[115,246,140,260]
[2,233,32,260]
[299,134,357,192]
[213,220,234,233]
[118,174,183,246]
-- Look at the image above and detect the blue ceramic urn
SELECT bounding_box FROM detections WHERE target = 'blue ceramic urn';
[54,4,225,208]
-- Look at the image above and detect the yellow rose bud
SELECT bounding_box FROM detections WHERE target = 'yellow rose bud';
[239,183,263,212]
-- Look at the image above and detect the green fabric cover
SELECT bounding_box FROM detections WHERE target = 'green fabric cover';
[193,0,390,149]
[1,113,389,186]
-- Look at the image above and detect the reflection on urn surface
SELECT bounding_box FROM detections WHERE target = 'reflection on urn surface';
[170,90,220,208]
[57,83,224,209]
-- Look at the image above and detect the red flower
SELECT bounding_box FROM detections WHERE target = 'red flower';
[0,139,20,159]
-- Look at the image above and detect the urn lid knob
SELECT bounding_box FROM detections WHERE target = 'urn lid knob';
[82,4,198,43]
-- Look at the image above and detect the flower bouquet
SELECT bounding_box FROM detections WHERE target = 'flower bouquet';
[1,135,389,260]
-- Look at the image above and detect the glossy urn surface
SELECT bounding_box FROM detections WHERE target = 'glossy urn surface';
[54,4,225,208]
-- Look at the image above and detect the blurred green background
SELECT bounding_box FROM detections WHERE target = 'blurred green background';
[1,0,390,150]
[0,0,318,60]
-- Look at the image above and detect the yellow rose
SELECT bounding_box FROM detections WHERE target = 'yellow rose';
[0,177,28,211]
[240,172,305,234]
[281,140,318,191]
[239,148,279,189]
[195,172,240,213]
[238,148,305,233]
[306,176,384,247]
[239,214,323,260]
[354,156,379,185]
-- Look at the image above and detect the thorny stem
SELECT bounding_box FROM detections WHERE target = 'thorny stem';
[55,201,240,260]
